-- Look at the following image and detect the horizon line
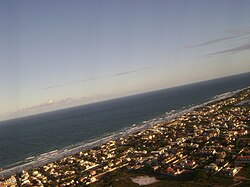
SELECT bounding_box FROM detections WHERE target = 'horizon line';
[0,71,249,122]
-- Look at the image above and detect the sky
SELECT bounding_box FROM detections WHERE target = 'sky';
[0,0,250,120]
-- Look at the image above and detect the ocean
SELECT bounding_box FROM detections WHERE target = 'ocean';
[0,72,250,169]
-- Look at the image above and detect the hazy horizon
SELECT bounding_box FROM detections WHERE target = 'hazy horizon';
[1,0,250,120]
[0,72,249,122]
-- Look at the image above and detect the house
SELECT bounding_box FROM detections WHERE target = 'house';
[204,163,219,172]
[235,156,250,164]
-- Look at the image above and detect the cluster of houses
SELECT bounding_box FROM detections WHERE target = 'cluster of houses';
[1,88,249,186]
[0,175,16,187]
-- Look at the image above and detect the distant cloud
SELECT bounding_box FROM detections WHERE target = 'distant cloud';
[185,35,238,48]
[184,27,250,58]
[205,43,250,57]
[185,28,250,48]
[0,98,79,121]
[0,93,119,121]
[42,66,152,90]
[224,27,250,35]
[8,98,74,115]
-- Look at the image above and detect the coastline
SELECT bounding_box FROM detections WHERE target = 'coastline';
[0,86,248,178]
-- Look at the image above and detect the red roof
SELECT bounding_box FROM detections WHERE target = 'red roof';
[236,156,250,160]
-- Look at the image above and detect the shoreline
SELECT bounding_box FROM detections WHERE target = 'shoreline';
[0,86,248,178]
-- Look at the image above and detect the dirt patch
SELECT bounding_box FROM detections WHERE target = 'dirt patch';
[131,175,159,186]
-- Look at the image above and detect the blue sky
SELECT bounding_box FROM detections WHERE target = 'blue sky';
[1,0,250,120]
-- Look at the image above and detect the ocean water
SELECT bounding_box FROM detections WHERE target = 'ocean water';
[0,73,250,169]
